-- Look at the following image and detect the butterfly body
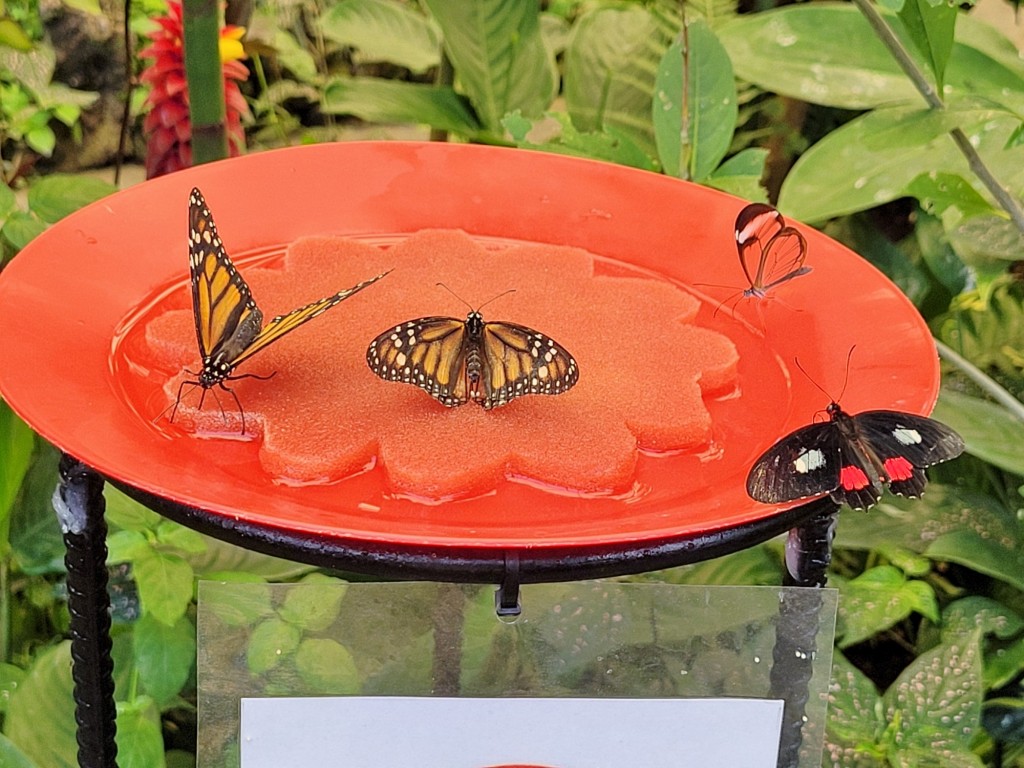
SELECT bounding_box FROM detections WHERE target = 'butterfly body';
[173,187,389,431]
[747,402,964,510]
[735,203,811,299]
[367,308,578,409]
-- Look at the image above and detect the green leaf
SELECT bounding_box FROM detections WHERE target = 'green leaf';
[0,662,27,715]
[0,19,34,52]
[321,77,481,136]
[882,631,983,763]
[247,617,301,675]
[914,209,969,296]
[836,566,939,647]
[779,106,1016,222]
[502,110,658,171]
[320,0,440,74]
[61,0,103,13]
[294,638,360,694]
[825,652,886,759]
[0,180,15,217]
[104,485,161,531]
[926,529,1024,591]
[942,597,1024,640]
[279,577,346,632]
[5,642,78,768]
[155,519,207,555]
[8,441,64,574]
[0,44,55,91]
[0,401,34,542]
[424,0,554,130]
[653,21,736,182]
[187,536,314,580]
[132,551,194,626]
[27,174,115,224]
[563,4,669,158]
[705,148,769,201]
[906,171,999,221]
[0,733,37,768]
[898,0,957,93]
[133,613,196,706]
[105,529,151,564]
[115,698,166,768]
[1,210,46,251]
[199,581,273,626]
[930,387,1024,475]
[719,4,1024,112]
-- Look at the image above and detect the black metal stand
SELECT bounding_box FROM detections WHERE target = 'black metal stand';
[770,498,841,768]
[53,459,840,768]
[55,454,118,768]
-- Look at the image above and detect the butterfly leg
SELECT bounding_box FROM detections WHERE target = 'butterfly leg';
[168,378,199,424]
[216,381,247,435]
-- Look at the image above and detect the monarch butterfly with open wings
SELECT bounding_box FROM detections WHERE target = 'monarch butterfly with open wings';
[366,289,579,409]
[735,203,811,299]
[171,187,389,432]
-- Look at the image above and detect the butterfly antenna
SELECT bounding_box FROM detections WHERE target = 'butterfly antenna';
[436,282,474,312]
[837,345,856,403]
[477,288,517,312]
[793,356,836,403]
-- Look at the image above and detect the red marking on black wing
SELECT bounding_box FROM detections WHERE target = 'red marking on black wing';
[746,421,841,503]
[854,410,964,499]
[830,436,884,510]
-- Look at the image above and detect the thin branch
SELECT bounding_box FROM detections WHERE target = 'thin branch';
[852,0,1024,236]
[936,338,1024,423]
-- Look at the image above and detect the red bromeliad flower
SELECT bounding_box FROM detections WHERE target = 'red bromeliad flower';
[139,1,250,179]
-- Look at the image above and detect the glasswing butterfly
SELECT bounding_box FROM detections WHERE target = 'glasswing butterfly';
[366,287,579,409]
[734,202,811,300]
[171,187,389,433]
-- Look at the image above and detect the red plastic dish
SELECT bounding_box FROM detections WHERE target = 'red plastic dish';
[0,142,938,555]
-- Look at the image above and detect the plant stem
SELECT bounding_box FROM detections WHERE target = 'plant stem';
[935,338,1024,422]
[852,0,1024,235]
[182,0,229,166]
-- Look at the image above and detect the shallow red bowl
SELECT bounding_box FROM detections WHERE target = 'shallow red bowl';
[0,142,937,577]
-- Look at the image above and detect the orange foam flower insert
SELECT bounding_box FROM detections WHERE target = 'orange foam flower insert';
[145,230,738,499]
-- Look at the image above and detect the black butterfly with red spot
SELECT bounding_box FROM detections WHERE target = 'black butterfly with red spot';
[746,402,964,510]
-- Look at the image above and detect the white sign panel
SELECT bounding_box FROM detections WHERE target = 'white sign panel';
[240,696,784,768]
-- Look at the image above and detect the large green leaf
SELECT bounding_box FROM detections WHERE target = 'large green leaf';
[930,387,1024,475]
[424,0,554,130]
[134,613,196,706]
[27,174,115,224]
[653,20,736,181]
[294,638,360,694]
[502,110,658,171]
[320,0,440,74]
[927,529,1024,592]
[898,0,957,93]
[824,652,886,767]
[835,566,939,648]
[563,4,670,158]
[718,4,1024,112]
[0,733,37,768]
[115,698,166,768]
[779,106,1019,222]
[132,550,195,626]
[0,401,33,547]
[5,642,78,768]
[321,77,481,136]
[881,631,983,766]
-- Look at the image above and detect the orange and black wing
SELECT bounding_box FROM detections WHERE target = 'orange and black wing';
[366,317,470,407]
[231,270,391,370]
[479,321,578,409]
[188,187,263,366]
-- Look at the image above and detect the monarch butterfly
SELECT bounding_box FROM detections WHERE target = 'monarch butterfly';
[171,187,389,432]
[366,288,579,409]
[735,203,811,299]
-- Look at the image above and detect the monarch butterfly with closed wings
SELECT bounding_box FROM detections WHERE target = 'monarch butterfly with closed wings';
[734,202,811,300]
[171,187,389,433]
[366,287,579,409]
